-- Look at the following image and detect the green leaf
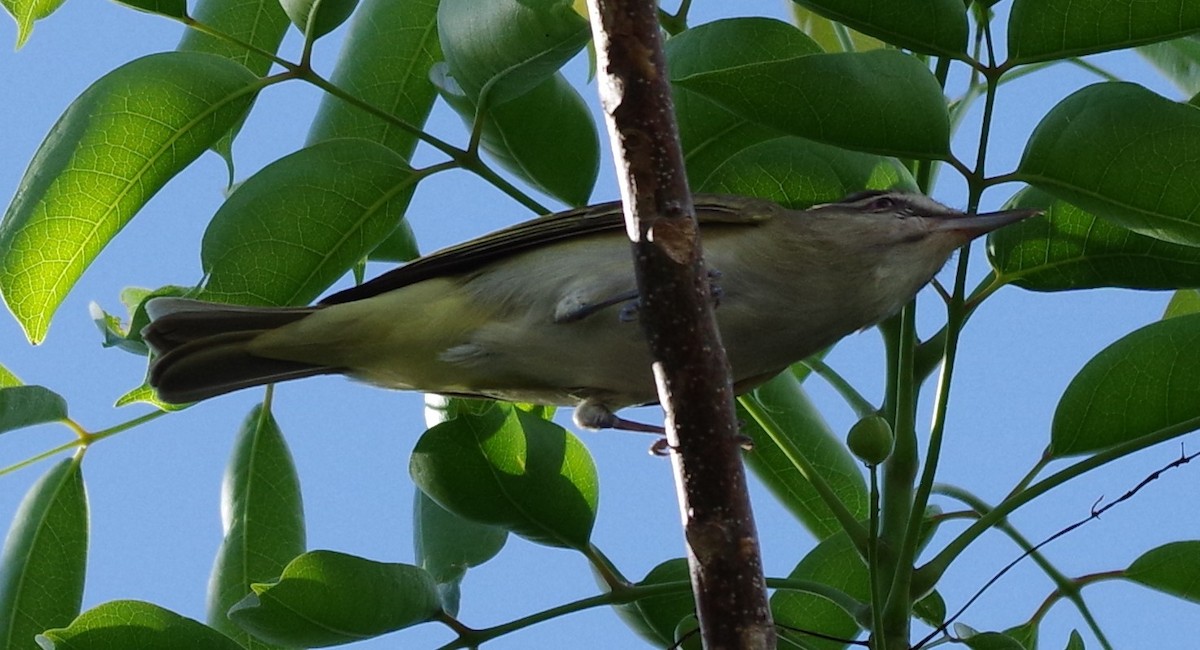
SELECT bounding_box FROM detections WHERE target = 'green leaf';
[113,383,187,412]
[1,0,67,48]
[1126,541,1200,604]
[91,285,192,356]
[0,386,68,435]
[1009,0,1200,65]
[737,372,868,538]
[434,66,598,206]
[988,187,1200,291]
[789,0,967,57]
[0,52,260,343]
[307,0,440,162]
[961,631,1027,650]
[1065,630,1085,650]
[1137,35,1200,96]
[0,364,19,388]
[676,50,951,159]
[437,0,589,105]
[790,5,884,53]
[771,531,865,650]
[413,490,506,616]
[1004,622,1038,650]
[228,550,440,647]
[613,559,693,646]
[199,138,416,306]
[179,0,289,73]
[700,136,917,207]
[115,0,187,17]
[369,218,421,263]
[279,0,359,40]
[409,402,598,549]
[1017,82,1200,247]
[37,600,243,649]
[664,18,819,189]
[1052,313,1200,457]
[1164,289,1200,319]
[0,457,87,649]
[207,404,305,647]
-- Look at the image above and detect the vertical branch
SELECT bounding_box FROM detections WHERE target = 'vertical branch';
[584,1,775,648]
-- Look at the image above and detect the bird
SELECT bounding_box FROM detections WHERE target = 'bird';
[142,190,1036,431]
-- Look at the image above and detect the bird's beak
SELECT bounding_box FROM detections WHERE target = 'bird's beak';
[930,208,1042,239]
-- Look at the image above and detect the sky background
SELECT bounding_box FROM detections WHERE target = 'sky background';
[1,1,1197,648]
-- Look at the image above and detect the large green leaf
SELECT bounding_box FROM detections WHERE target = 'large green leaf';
[413,490,506,616]
[738,372,868,539]
[664,18,820,189]
[789,0,967,57]
[770,531,864,650]
[1164,289,1200,319]
[0,457,87,650]
[307,0,441,160]
[433,67,598,206]
[179,0,289,75]
[1009,0,1200,65]
[1,0,67,48]
[37,601,242,649]
[409,402,598,550]
[0,52,260,343]
[676,50,951,159]
[1052,313,1200,457]
[279,0,359,40]
[1017,83,1200,247]
[700,136,917,208]
[437,0,589,105]
[206,404,305,648]
[228,550,440,647]
[1137,35,1200,96]
[614,559,694,646]
[0,385,68,435]
[790,6,884,53]
[199,138,416,306]
[1126,541,1200,604]
[988,187,1200,291]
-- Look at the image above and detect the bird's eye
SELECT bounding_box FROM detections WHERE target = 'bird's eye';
[866,197,895,212]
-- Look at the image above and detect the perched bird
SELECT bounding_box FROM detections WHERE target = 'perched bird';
[143,191,1035,430]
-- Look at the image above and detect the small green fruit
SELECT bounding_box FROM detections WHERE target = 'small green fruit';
[846,415,894,465]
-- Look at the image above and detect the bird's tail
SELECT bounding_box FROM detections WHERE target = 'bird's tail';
[142,297,336,404]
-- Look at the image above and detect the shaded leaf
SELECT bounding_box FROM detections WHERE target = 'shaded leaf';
[279,0,358,40]
[0,386,68,435]
[790,5,884,53]
[114,0,187,17]
[612,558,693,645]
[988,187,1200,291]
[199,138,416,306]
[738,372,868,538]
[677,50,951,159]
[962,631,1027,650]
[1052,313,1200,457]
[207,404,305,648]
[1009,0,1200,65]
[790,0,967,57]
[410,402,598,549]
[37,600,242,649]
[413,490,506,616]
[1,0,67,48]
[0,52,259,343]
[700,136,917,207]
[1127,541,1200,604]
[1066,630,1085,650]
[433,66,598,206]
[1017,82,1200,247]
[437,0,589,104]
[91,285,191,356]
[664,18,819,188]
[228,550,439,647]
[1137,35,1200,96]
[0,457,87,649]
[307,0,441,161]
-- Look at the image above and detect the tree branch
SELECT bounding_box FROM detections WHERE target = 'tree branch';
[583,1,775,647]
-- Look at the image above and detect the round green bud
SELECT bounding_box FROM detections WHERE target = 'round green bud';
[846,415,894,465]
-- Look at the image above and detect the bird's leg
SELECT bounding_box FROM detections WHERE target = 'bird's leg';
[573,400,665,434]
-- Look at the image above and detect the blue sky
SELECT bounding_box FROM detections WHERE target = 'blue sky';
[1,1,1197,648]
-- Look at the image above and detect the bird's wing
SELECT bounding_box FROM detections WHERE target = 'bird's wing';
[320,194,782,305]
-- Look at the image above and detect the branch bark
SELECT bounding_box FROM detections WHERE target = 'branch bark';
[583,1,776,647]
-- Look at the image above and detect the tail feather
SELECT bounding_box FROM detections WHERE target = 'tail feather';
[143,298,337,404]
